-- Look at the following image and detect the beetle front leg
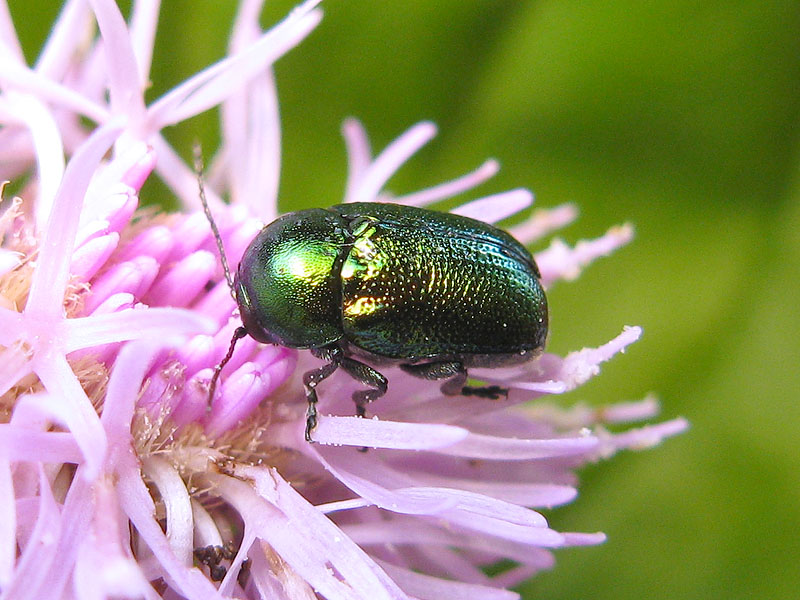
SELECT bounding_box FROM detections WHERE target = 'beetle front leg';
[303,346,343,442]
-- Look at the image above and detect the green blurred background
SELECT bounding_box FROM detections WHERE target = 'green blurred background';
[10,1,800,598]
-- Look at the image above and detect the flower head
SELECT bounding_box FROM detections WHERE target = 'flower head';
[0,2,686,599]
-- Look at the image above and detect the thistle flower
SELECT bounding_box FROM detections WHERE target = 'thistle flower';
[0,2,687,599]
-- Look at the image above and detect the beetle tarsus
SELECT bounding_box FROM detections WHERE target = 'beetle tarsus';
[303,347,343,441]
[461,384,508,399]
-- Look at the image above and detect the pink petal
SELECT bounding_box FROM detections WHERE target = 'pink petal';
[103,340,169,434]
[3,94,64,230]
[89,0,146,121]
[342,518,554,568]
[562,532,607,546]
[397,159,499,207]
[601,417,689,455]
[63,306,214,352]
[0,340,31,398]
[221,68,282,222]
[376,560,521,600]
[115,452,225,599]
[205,354,293,436]
[144,249,217,307]
[4,469,63,598]
[119,143,157,190]
[0,458,14,585]
[247,546,304,600]
[170,368,212,426]
[35,0,92,78]
[0,249,22,276]
[403,473,578,508]
[115,224,174,263]
[450,189,533,224]
[151,133,225,210]
[70,231,119,280]
[25,120,122,320]
[536,223,634,287]
[191,280,238,325]
[83,255,159,313]
[508,203,578,245]
[554,326,643,391]
[312,416,469,450]
[165,211,211,262]
[491,564,549,589]
[0,307,24,345]
[141,456,194,566]
[600,395,661,424]
[145,5,322,132]
[232,466,413,600]
[342,118,372,202]
[437,431,599,460]
[347,121,437,204]
[311,448,460,515]
[0,61,109,124]
[32,351,106,480]
[0,426,82,464]
[0,1,24,63]
[127,0,160,86]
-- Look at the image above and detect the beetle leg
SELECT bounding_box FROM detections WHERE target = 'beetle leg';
[460,383,508,400]
[340,358,388,418]
[401,360,465,395]
[303,346,343,442]
[401,361,508,399]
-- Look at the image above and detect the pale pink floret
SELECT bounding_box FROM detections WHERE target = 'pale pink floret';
[0,1,687,599]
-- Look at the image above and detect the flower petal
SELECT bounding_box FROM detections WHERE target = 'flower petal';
[142,456,194,566]
[347,121,437,204]
[450,188,533,224]
[26,120,123,320]
[312,416,469,450]
[0,426,82,464]
[63,307,214,352]
[342,118,373,202]
[536,223,634,287]
[145,6,322,132]
[375,559,521,600]
[88,0,146,122]
[396,159,499,208]
[235,466,413,600]
[0,458,14,586]
[33,351,106,480]
[115,451,225,599]
[3,468,63,598]
[508,203,578,245]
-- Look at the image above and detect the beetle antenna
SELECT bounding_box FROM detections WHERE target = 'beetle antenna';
[193,142,236,299]
[207,325,248,408]
[194,143,248,408]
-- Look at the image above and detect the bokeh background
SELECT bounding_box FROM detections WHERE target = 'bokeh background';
[9,1,800,599]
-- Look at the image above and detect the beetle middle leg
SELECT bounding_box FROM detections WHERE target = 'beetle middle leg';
[304,346,343,442]
[401,361,508,399]
[340,357,388,418]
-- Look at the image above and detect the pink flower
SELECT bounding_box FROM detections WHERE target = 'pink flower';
[0,1,687,599]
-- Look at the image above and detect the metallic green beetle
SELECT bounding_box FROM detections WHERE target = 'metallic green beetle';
[214,202,548,441]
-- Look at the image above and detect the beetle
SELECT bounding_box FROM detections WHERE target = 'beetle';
[199,178,548,442]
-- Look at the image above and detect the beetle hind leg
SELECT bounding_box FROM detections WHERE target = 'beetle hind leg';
[400,361,508,399]
[460,383,508,400]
